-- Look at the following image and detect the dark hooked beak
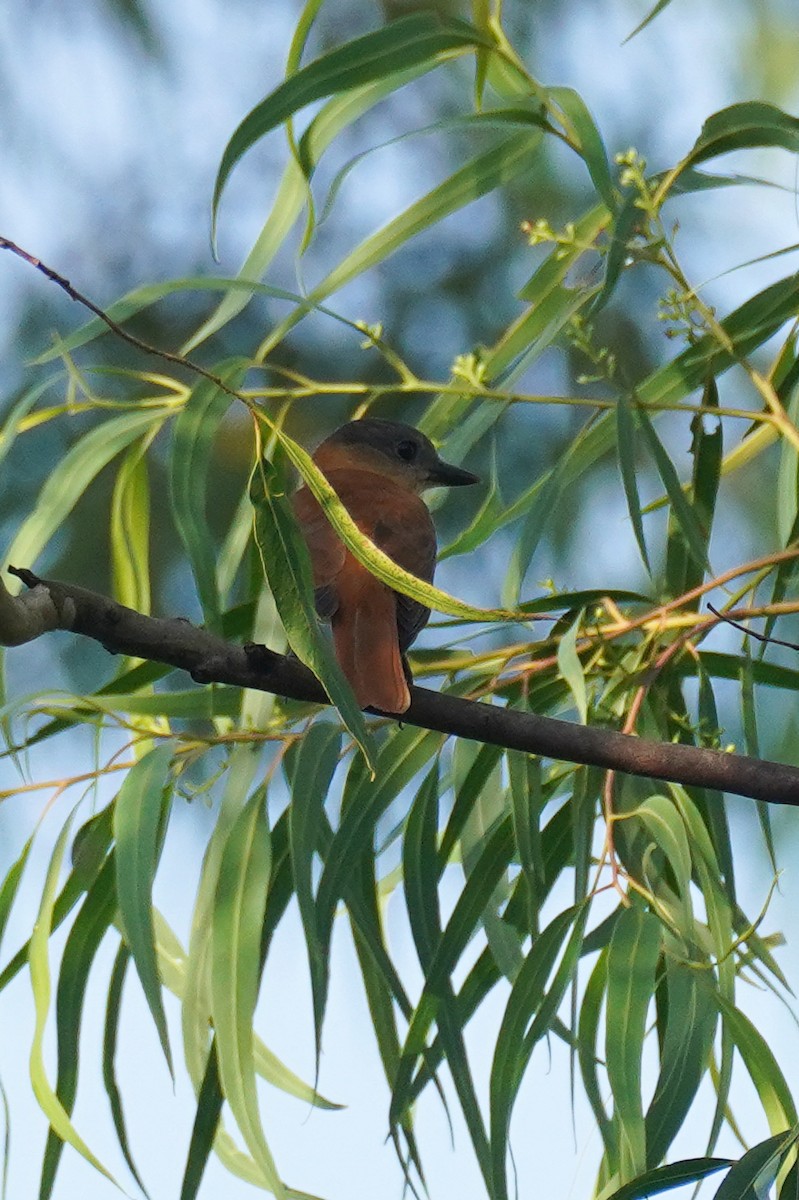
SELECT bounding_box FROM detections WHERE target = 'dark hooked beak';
[427,457,480,488]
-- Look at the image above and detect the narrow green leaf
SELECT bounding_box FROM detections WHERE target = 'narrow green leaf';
[80,686,243,720]
[403,766,443,972]
[103,945,150,1198]
[738,648,776,871]
[633,795,692,901]
[579,949,615,1160]
[668,792,735,1158]
[439,467,505,561]
[341,824,419,1077]
[636,404,711,575]
[313,729,441,1041]
[391,818,515,1129]
[502,450,570,606]
[572,768,601,904]
[216,486,255,605]
[557,610,588,723]
[212,13,486,240]
[508,751,544,927]
[252,1041,342,1112]
[315,106,549,230]
[257,131,544,358]
[777,380,799,547]
[0,834,33,954]
[29,276,360,364]
[0,1071,9,1200]
[689,377,722,562]
[713,1129,799,1200]
[285,0,325,76]
[4,410,168,587]
[684,101,799,177]
[645,963,717,1166]
[189,64,443,349]
[715,997,798,1131]
[779,1155,799,1200]
[606,906,662,1180]
[210,790,283,1197]
[180,1039,224,1200]
[110,436,152,615]
[0,805,114,994]
[28,807,117,1186]
[171,360,248,627]
[663,376,722,598]
[249,453,375,771]
[286,722,342,1057]
[113,743,175,1076]
[348,867,423,1173]
[0,381,54,473]
[490,905,586,1200]
[616,393,650,571]
[623,0,675,42]
[40,857,118,1200]
[601,1157,729,1200]
[440,742,504,867]
[182,809,311,1185]
[673,650,799,692]
[182,749,261,1099]
[548,85,615,209]
[403,765,490,1186]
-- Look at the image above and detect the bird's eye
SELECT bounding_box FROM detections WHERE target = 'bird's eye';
[396,440,418,462]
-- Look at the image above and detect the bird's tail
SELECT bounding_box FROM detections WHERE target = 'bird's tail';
[333,585,410,714]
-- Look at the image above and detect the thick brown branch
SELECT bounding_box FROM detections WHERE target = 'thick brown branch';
[3,568,799,805]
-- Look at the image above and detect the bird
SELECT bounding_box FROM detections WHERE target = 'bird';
[293,418,479,714]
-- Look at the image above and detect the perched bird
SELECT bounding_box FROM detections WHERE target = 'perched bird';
[293,418,479,714]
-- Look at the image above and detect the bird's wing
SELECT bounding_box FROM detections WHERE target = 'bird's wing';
[294,470,436,651]
[367,499,436,657]
[293,485,345,618]
[367,505,435,653]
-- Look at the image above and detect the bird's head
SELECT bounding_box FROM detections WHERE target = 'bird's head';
[314,418,480,493]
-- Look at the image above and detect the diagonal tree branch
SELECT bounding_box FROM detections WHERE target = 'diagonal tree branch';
[3,567,798,805]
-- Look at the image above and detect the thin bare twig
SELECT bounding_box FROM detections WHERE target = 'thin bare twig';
[707,602,799,653]
[0,235,242,398]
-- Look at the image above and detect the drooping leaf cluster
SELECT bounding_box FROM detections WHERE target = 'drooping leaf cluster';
[1,2,799,1199]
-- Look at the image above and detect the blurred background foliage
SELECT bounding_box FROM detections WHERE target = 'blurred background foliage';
[2,1,799,1198]
[3,0,797,624]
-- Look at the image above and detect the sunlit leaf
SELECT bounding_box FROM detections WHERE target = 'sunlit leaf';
[256,131,544,358]
[557,610,589,724]
[4,410,169,590]
[28,808,118,1186]
[490,904,587,1200]
[171,360,248,627]
[606,906,662,1180]
[210,790,282,1196]
[113,743,175,1076]
[40,857,118,1200]
[212,13,488,243]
